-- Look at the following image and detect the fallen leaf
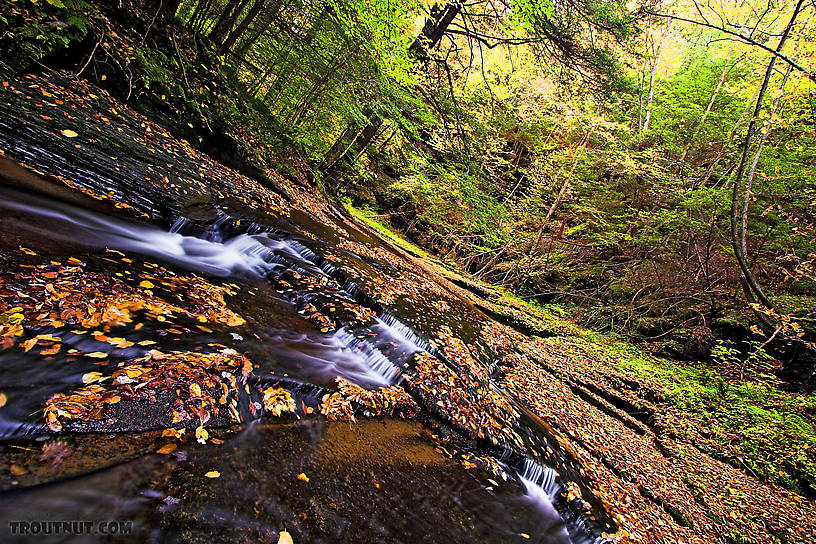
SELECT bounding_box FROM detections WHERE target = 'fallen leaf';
[156,444,177,454]
[85,352,109,359]
[204,471,220,478]
[278,530,294,544]
[5,312,24,324]
[40,344,62,356]
[297,472,309,483]
[82,372,103,384]
[60,129,78,138]
[162,428,185,439]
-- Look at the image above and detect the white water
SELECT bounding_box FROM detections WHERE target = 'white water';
[255,328,396,387]
[0,191,422,386]
[1,196,288,277]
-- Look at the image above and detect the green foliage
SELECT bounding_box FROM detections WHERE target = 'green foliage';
[615,342,816,493]
[507,0,554,31]
[0,0,94,74]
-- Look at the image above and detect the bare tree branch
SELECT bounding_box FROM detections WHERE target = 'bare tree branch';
[645,9,815,81]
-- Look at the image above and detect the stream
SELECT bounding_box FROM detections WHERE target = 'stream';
[0,73,614,543]
[0,186,613,544]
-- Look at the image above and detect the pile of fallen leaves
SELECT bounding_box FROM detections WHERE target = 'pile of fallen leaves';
[320,378,418,422]
[44,348,253,432]
[405,353,523,449]
[268,268,377,332]
[437,327,490,388]
[0,251,245,350]
[262,387,297,416]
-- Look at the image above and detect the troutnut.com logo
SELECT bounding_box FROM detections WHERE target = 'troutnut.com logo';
[8,520,134,535]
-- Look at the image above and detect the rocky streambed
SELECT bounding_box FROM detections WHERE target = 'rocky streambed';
[0,71,814,544]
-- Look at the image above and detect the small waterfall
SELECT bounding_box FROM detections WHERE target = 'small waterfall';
[287,240,318,261]
[333,328,402,384]
[339,278,362,299]
[519,457,559,499]
[319,260,337,276]
[169,216,189,233]
[503,456,614,544]
[379,311,434,354]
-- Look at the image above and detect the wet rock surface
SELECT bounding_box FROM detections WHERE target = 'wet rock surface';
[0,70,814,544]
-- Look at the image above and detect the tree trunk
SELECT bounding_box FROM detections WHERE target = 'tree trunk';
[543,129,591,225]
[642,30,665,132]
[409,2,461,59]
[210,0,250,45]
[221,0,267,51]
[233,0,282,58]
[188,0,214,31]
[730,0,804,320]
[741,64,792,270]
[680,49,732,162]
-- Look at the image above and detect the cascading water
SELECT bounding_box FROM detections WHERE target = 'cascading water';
[500,455,614,544]
[0,186,615,544]
[0,189,424,387]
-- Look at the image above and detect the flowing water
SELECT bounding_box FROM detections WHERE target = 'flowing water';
[0,184,613,543]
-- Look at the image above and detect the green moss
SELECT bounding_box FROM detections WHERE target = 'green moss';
[342,201,448,265]
[604,340,816,494]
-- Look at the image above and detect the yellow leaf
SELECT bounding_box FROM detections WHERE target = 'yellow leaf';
[125,368,144,378]
[195,425,209,444]
[82,372,103,384]
[0,391,6,407]
[204,471,220,478]
[278,530,294,544]
[156,444,177,454]
[60,129,78,138]
[139,280,154,289]
[190,383,202,397]
[5,312,24,324]
[22,338,38,352]
[85,351,109,358]
[297,473,309,483]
